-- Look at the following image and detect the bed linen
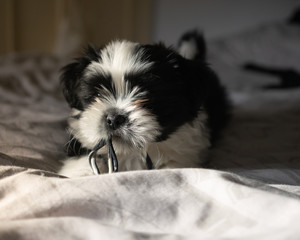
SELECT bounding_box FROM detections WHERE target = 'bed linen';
[0,20,300,239]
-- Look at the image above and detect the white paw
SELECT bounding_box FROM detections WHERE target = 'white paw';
[58,156,96,178]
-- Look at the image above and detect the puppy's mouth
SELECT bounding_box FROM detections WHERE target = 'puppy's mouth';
[109,130,131,146]
[107,127,144,149]
[111,131,122,139]
[113,132,121,137]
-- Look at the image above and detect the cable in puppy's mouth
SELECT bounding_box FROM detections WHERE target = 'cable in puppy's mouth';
[88,136,153,174]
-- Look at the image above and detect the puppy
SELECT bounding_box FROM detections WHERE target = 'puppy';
[59,31,230,177]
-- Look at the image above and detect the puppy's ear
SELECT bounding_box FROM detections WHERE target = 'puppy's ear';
[178,30,206,61]
[60,45,101,110]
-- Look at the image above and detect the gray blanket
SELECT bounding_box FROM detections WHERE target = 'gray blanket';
[1,21,300,239]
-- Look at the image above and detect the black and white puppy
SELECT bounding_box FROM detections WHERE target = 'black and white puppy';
[59,32,229,177]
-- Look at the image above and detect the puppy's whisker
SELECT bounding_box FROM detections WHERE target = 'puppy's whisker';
[65,135,75,154]
[72,138,78,153]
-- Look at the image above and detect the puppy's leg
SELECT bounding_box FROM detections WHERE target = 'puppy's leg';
[58,155,107,178]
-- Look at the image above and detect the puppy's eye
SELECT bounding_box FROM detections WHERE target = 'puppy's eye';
[97,93,101,97]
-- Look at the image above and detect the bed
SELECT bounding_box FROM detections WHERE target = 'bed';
[0,16,300,239]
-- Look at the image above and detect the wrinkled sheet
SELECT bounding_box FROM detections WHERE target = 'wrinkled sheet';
[1,167,300,240]
[0,21,300,239]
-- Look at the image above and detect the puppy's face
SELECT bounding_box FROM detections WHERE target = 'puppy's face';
[61,41,206,152]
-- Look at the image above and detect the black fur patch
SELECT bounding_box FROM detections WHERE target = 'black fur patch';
[60,45,102,110]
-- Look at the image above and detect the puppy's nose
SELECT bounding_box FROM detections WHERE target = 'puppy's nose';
[106,113,127,130]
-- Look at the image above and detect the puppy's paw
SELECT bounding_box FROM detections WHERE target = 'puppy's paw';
[59,156,105,178]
